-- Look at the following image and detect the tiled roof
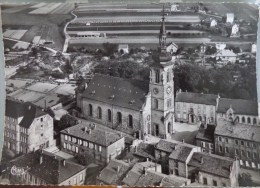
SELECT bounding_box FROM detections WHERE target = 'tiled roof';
[161,175,189,187]
[82,74,149,111]
[155,139,196,154]
[175,92,218,106]
[188,152,235,178]
[97,159,131,185]
[61,123,124,147]
[6,98,47,128]
[215,119,260,142]
[169,145,193,163]
[216,98,258,115]
[133,142,155,161]
[196,124,215,142]
[9,151,86,184]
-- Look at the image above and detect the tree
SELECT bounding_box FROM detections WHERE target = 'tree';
[102,42,117,56]
[64,61,73,74]
[74,152,95,166]
[205,46,217,55]
[57,114,78,132]
[239,173,254,186]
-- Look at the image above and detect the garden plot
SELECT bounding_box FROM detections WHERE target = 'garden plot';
[2,5,31,13]
[29,3,62,14]
[3,30,27,40]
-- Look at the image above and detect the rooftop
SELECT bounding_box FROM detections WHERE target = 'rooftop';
[215,49,237,57]
[215,119,260,142]
[61,123,124,147]
[175,91,218,106]
[82,74,149,111]
[217,98,258,116]
[6,98,47,128]
[188,152,235,178]
[97,159,131,185]
[9,150,86,184]
[196,124,216,142]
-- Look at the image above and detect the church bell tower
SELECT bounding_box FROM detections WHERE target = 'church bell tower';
[149,5,175,139]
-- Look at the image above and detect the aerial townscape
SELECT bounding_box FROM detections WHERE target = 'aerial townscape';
[1,1,260,187]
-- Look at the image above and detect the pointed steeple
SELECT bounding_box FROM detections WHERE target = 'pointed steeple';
[159,5,167,51]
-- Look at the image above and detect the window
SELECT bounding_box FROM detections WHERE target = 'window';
[246,142,250,147]
[117,112,122,124]
[167,71,170,82]
[253,143,257,149]
[247,151,251,158]
[222,183,226,187]
[235,149,239,155]
[41,118,43,122]
[225,138,228,143]
[219,146,223,152]
[80,173,83,182]
[209,144,213,149]
[72,137,77,143]
[218,137,222,142]
[225,147,229,153]
[155,70,160,83]
[242,117,245,123]
[97,106,102,119]
[98,146,102,152]
[107,109,112,122]
[203,177,207,185]
[241,141,244,146]
[247,117,251,124]
[63,143,66,148]
[75,147,78,153]
[201,141,206,148]
[235,139,238,145]
[89,104,93,116]
[168,122,171,134]
[154,99,159,109]
[78,139,82,145]
[253,152,257,159]
[128,115,133,128]
[241,150,245,157]
[253,118,257,125]
[213,180,217,186]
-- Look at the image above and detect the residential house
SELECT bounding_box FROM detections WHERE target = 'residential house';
[226,13,234,24]
[60,123,125,164]
[215,119,260,170]
[187,152,239,187]
[118,44,129,54]
[7,150,86,185]
[175,90,218,125]
[216,98,259,126]
[195,124,215,153]
[166,42,178,54]
[4,98,55,155]
[215,49,237,64]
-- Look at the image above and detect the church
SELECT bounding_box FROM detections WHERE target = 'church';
[77,11,175,139]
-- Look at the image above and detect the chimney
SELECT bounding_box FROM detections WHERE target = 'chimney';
[63,159,66,166]
[143,167,147,175]
[229,165,232,172]
[117,166,120,173]
[200,157,204,164]
[182,139,185,143]
[88,129,92,134]
[146,158,149,162]
[40,155,43,164]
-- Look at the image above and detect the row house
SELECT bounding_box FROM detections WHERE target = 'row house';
[4,98,55,155]
[60,123,125,164]
[175,90,218,125]
[195,124,215,153]
[215,119,260,170]
[6,150,86,185]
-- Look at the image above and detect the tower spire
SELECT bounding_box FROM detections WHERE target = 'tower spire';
[159,4,167,50]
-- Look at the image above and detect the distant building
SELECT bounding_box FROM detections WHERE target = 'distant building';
[187,152,239,187]
[215,49,237,64]
[175,91,218,125]
[226,13,234,24]
[154,139,201,174]
[4,99,55,155]
[210,19,217,27]
[251,43,257,53]
[215,43,226,51]
[171,4,179,12]
[118,44,129,54]
[7,150,86,185]
[60,123,125,164]
[166,43,178,54]
[195,124,216,153]
[216,98,259,126]
[215,119,260,170]
[230,24,240,37]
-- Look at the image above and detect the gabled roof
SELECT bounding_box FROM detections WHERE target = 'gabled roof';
[97,159,131,185]
[6,98,47,128]
[61,123,123,147]
[188,152,235,178]
[169,145,193,163]
[9,151,86,184]
[175,92,218,106]
[216,98,258,116]
[133,142,155,161]
[215,119,260,142]
[82,74,149,111]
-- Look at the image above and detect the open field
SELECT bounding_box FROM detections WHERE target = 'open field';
[3,30,27,40]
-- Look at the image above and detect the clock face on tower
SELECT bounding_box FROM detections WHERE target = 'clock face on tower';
[166,86,172,94]
[153,88,159,95]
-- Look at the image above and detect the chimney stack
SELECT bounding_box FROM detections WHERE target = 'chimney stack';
[40,155,43,164]
[63,159,66,166]
[200,157,203,164]
[117,166,120,173]
[173,145,177,150]
[182,139,185,143]
[146,158,149,162]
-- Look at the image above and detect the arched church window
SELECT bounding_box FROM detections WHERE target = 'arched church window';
[253,118,257,125]
[247,117,251,124]
[242,117,245,123]
[117,112,122,124]
[89,104,93,116]
[168,122,171,133]
[97,106,102,119]
[107,109,112,122]
[155,70,160,83]
[128,115,133,128]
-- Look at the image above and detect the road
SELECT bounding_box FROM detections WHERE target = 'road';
[63,10,77,53]
[67,30,205,34]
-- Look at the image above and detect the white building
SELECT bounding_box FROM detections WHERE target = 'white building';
[118,44,129,54]
[226,13,234,24]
